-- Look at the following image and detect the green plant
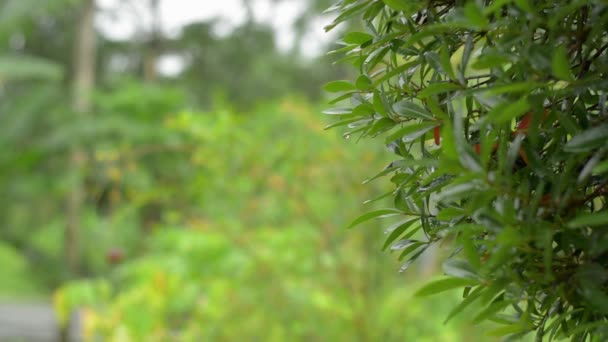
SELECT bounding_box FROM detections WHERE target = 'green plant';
[325,0,608,340]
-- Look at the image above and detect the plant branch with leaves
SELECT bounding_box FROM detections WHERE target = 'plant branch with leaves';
[324,0,608,340]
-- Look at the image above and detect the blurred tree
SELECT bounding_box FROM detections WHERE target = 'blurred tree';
[66,0,97,276]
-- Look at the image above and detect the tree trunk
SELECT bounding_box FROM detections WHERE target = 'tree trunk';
[65,0,96,277]
[143,0,161,83]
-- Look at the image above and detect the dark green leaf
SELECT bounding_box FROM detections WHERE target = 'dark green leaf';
[382,218,419,250]
[564,124,608,152]
[473,300,510,324]
[384,121,438,144]
[567,212,608,228]
[442,259,481,280]
[418,83,462,98]
[393,101,434,120]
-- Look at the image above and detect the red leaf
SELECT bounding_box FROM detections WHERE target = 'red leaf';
[434,126,441,145]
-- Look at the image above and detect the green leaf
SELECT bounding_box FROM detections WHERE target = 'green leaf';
[473,300,510,324]
[362,162,400,184]
[564,123,608,152]
[486,324,529,337]
[343,31,373,45]
[471,54,511,70]
[373,91,388,117]
[367,117,396,136]
[567,212,608,228]
[382,218,419,250]
[384,121,438,144]
[418,83,462,98]
[323,107,354,115]
[352,103,375,116]
[484,82,545,95]
[373,61,419,86]
[436,182,485,203]
[463,2,488,29]
[382,0,407,11]
[390,239,420,251]
[355,75,373,90]
[414,277,479,297]
[328,92,355,104]
[426,97,448,119]
[444,286,484,323]
[324,118,367,130]
[324,2,372,31]
[487,97,530,124]
[436,207,464,221]
[347,209,403,229]
[398,239,425,261]
[592,160,608,175]
[565,320,608,338]
[442,259,481,280]
[364,46,390,72]
[393,101,434,120]
[552,45,574,81]
[323,80,356,93]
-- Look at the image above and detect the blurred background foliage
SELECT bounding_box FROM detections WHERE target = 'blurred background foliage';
[1,0,497,340]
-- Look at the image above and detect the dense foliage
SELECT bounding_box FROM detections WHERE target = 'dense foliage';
[325,0,608,340]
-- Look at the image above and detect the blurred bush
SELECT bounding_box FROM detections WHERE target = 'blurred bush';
[37,85,493,340]
[56,226,494,341]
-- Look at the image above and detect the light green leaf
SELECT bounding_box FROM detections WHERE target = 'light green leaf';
[486,324,529,337]
[324,118,367,130]
[463,2,488,29]
[383,0,408,11]
[355,75,373,90]
[552,45,574,81]
[352,103,375,116]
[347,209,403,229]
[592,160,608,175]
[414,277,479,297]
[487,97,530,124]
[323,80,356,92]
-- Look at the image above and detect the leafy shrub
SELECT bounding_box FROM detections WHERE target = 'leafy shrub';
[324,0,608,340]
[56,227,494,341]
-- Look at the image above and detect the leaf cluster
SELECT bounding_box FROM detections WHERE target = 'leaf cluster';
[325,0,608,339]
